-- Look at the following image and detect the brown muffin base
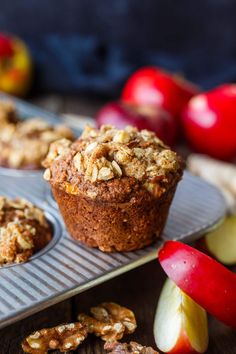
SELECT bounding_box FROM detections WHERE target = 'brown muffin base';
[52,183,177,252]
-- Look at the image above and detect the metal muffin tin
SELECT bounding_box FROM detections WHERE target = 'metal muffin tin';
[0,94,226,329]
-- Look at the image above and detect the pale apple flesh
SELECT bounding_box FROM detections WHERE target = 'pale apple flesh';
[204,215,236,265]
[154,278,208,353]
[159,241,236,329]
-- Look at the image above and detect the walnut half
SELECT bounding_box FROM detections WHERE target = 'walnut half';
[104,341,159,354]
[22,302,137,353]
[21,322,88,353]
[78,302,137,342]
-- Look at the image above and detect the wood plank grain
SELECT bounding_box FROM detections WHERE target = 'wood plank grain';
[0,300,72,354]
[5,261,236,353]
[73,261,165,354]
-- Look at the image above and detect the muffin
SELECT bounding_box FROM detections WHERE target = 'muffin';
[43,125,184,252]
[0,117,74,169]
[0,196,52,265]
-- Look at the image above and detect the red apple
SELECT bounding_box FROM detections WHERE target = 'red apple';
[158,241,236,329]
[154,278,208,353]
[96,101,177,146]
[122,67,198,119]
[0,33,32,96]
[182,84,236,160]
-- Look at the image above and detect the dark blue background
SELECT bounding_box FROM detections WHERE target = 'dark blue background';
[1,0,236,95]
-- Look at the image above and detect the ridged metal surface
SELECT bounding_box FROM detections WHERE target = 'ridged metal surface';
[0,170,226,329]
[0,96,227,329]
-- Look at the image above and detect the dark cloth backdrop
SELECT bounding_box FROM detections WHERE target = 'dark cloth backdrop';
[1,0,236,95]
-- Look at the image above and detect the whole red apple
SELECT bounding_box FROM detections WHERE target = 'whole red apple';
[122,67,198,119]
[0,33,32,96]
[96,101,177,146]
[182,84,236,160]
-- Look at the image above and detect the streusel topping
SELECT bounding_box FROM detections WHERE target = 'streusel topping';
[43,125,182,196]
[0,118,74,169]
[0,197,52,265]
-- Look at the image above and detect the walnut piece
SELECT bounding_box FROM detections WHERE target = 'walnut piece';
[22,302,137,353]
[104,341,159,354]
[78,302,137,342]
[22,322,88,353]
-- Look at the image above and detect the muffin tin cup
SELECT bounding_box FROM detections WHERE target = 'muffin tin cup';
[0,171,48,204]
[0,169,226,330]
[1,204,63,269]
[0,94,227,330]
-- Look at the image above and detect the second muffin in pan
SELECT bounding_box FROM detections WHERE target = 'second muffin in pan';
[43,125,184,252]
[0,196,52,265]
[0,100,74,170]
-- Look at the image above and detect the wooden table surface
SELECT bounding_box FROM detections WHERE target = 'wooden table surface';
[1,95,236,354]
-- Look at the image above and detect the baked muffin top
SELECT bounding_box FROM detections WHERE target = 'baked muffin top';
[43,125,183,200]
[0,118,74,169]
[0,196,52,265]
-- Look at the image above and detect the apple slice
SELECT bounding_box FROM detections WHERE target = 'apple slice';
[204,215,236,265]
[158,241,236,328]
[154,278,208,354]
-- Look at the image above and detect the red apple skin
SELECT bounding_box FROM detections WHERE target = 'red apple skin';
[122,67,198,119]
[168,329,199,354]
[0,33,14,57]
[182,85,236,160]
[158,241,236,329]
[96,101,177,146]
